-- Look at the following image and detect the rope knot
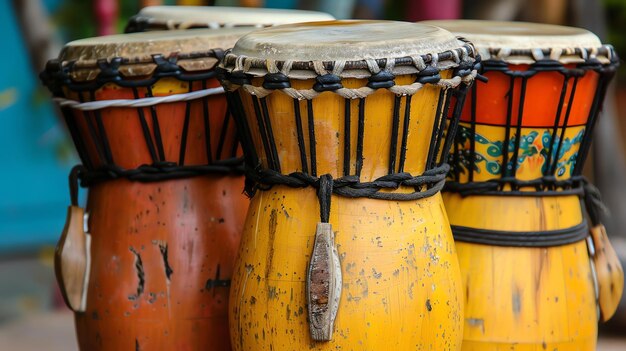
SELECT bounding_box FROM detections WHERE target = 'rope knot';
[317,174,334,223]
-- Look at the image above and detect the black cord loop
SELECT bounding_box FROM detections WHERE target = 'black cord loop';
[452,221,589,247]
[446,55,619,198]
[448,177,609,247]
[318,174,333,224]
[583,179,609,226]
[245,164,449,203]
[71,159,244,189]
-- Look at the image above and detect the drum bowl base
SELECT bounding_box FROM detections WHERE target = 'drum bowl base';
[460,338,596,351]
[73,175,248,351]
[443,194,597,351]
[230,187,463,350]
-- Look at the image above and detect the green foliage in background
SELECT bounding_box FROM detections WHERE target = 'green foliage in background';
[52,0,95,40]
[52,0,140,40]
[117,0,140,34]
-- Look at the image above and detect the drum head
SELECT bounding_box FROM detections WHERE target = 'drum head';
[421,20,609,64]
[421,20,601,50]
[231,20,465,63]
[60,28,252,63]
[135,6,334,27]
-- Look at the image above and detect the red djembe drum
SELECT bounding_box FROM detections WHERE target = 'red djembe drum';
[41,29,251,350]
[422,20,624,351]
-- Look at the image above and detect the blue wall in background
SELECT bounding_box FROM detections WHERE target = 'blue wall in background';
[0,1,76,253]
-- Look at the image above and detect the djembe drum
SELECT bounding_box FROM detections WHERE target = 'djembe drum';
[422,20,624,350]
[125,6,334,33]
[41,29,252,350]
[220,20,478,350]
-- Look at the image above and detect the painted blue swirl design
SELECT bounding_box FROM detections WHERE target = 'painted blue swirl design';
[450,125,585,178]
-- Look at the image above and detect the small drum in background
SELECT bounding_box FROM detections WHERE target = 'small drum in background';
[125,6,334,33]
[220,20,478,350]
[41,28,252,350]
[422,20,622,351]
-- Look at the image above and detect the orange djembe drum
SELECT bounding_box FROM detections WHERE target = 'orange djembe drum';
[422,20,624,350]
[41,29,252,350]
[124,5,334,33]
[220,20,478,350]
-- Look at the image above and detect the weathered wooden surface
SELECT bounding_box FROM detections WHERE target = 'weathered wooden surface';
[55,206,90,313]
[61,77,248,350]
[4,310,626,351]
[444,193,598,350]
[228,73,464,349]
[230,190,463,350]
[307,223,341,341]
[590,224,625,322]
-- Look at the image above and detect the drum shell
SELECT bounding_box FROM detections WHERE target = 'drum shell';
[76,176,247,350]
[452,64,600,183]
[238,75,454,178]
[59,77,247,350]
[443,193,597,350]
[228,74,465,349]
[444,60,607,350]
[63,78,237,170]
[231,188,462,350]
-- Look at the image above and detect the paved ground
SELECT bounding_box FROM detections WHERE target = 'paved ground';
[0,310,624,350]
[0,253,624,350]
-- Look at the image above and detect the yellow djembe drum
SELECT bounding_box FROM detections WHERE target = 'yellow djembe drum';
[422,20,624,350]
[220,20,478,350]
[124,6,334,33]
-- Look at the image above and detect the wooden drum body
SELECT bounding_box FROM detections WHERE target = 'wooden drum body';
[125,6,334,33]
[42,29,251,350]
[422,20,621,350]
[220,21,478,350]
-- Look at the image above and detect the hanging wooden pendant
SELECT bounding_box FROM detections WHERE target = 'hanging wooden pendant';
[307,223,342,341]
[589,223,624,321]
[55,205,91,313]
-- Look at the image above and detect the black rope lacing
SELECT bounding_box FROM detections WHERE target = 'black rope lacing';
[583,178,610,227]
[67,160,245,205]
[41,51,226,95]
[445,56,619,197]
[42,51,244,199]
[448,177,610,247]
[444,54,618,247]
[246,165,450,224]
[444,175,586,197]
[223,60,475,225]
[452,221,589,247]
[79,160,243,186]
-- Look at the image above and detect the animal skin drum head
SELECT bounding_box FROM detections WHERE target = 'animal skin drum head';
[231,20,465,62]
[421,20,601,49]
[421,20,609,64]
[60,27,253,63]
[135,6,335,26]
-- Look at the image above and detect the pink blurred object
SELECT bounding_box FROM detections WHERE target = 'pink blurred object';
[407,0,460,21]
[94,0,119,36]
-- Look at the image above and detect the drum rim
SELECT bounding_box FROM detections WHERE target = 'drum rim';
[41,49,227,94]
[220,39,478,80]
[421,20,615,65]
[41,27,253,88]
[222,20,476,76]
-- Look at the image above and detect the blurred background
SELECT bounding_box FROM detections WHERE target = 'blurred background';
[1,0,625,349]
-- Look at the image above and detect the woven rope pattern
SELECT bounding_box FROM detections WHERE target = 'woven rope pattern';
[220,39,479,100]
[475,44,616,63]
[234,73,476,100]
